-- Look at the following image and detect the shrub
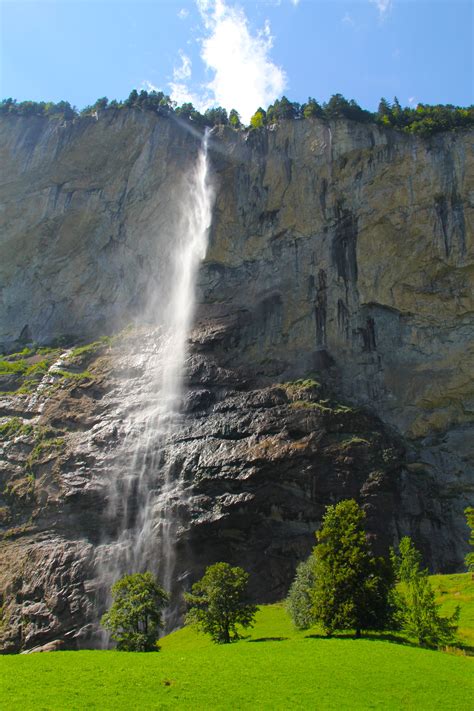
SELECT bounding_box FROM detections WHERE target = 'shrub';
[286,555,317,629]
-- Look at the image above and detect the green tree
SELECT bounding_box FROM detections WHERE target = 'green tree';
[465,507,474,572]
[124,89,139,108]
[204,106,228,126]
[185,562,257,644]
[100,572,169,651]
[286,555,317,630]
[303,97,324,119]
[250,108,266,129]
[312,499,394,637]
[229,108,242,128]
[392,537,459,648]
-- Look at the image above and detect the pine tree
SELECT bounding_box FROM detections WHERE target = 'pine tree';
[312,499,393,637]
[392,537,459,648]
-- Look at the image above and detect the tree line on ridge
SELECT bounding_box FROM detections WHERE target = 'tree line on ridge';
[1,90,473,136]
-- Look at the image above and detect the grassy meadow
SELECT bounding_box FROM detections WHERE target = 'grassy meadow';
[2,576,474,711]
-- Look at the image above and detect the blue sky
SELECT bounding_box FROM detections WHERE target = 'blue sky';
[1,0,472,123]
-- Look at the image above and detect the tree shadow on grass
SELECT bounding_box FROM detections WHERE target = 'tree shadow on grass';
[304,632,474,655]
[304,632,417,647]
[247,637,288,643]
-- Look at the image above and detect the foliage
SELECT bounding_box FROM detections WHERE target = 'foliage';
[375,96,473,135]
[229,108,242,128]
[465,507,474,572]
[303,97,324,119]
[430,573,474,649]
[185,562,257,643]
[392,537,459,648]
[100,572,169,651]
[312,499,394,636]
[250,108,266,129]
[323,94,372,122]
[0,417,33,440]
[2,90,472,135]
[3,603,474,711]
[286,555,317,629]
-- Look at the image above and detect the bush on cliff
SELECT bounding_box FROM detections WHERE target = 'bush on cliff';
[100,572,169,651]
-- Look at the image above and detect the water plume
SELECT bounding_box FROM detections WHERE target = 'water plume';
[95,129,214,642]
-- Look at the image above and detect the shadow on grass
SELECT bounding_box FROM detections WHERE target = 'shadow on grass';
[304,632,417,647]
[247,637,288,643]
[304,632,474,655]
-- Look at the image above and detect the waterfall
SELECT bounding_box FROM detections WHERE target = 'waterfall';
[94,129,214,641]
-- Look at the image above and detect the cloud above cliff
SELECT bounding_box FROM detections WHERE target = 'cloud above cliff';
[370,0,393,19]
[169,0,286,123]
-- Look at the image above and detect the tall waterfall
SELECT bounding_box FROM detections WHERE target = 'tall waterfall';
[95,129,214,638]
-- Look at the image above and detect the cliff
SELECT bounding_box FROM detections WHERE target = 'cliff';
[0,110,472,652]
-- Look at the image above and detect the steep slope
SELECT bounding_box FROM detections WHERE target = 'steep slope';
[0,110,472,652]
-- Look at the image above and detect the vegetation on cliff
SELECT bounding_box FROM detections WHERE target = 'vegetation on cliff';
[1,90,472,135]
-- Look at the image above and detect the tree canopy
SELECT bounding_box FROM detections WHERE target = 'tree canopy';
[1,90,472,135]
[391,537,459,648]
[185,562,257,644]
[100,572,169,652]
[312,499,394,637]
[465,507,474,572]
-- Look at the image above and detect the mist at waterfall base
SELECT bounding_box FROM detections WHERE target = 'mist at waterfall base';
[94,130,214,644]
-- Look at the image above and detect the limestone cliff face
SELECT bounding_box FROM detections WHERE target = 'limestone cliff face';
[0,110,472,652]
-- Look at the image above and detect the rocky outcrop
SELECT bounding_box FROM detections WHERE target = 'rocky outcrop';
[0,111,472,651]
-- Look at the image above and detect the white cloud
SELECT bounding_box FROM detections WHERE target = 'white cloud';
[369,0,392,18]
[342,13,355,26]
[188,0,286,123]
[142,80,160,93]
[290,0,300,6]
[173,51,192,81]
[408,96,416,105]
[178,8,189,20]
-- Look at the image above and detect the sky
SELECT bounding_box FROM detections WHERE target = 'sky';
[1,0,472,124]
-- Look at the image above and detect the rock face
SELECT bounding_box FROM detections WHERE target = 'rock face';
[0,111,472,652]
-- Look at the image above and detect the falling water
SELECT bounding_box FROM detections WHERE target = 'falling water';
[95,129,214,639]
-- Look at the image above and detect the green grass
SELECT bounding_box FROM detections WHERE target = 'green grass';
[431,573,474,649]
[1,603,472,710]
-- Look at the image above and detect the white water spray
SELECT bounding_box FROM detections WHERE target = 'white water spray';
[95,130,214,637]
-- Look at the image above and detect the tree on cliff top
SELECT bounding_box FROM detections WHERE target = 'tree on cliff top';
[101,572,169,651]
[312,499,394,637]
[185,562,257,643]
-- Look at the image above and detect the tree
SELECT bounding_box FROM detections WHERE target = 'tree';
[303,97,324,119]
[229,108,242,129]
[464,507,474,572]
[250,108,266,129]
[392,537,459,648]
[100,572,169,651]
[312,499,394,637]
[286,554,317,630]
[185,562,257,644]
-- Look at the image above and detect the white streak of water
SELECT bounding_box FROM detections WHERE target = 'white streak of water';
[95,130,214,641]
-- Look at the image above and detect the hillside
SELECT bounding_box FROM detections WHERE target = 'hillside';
[1,600,473,710]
